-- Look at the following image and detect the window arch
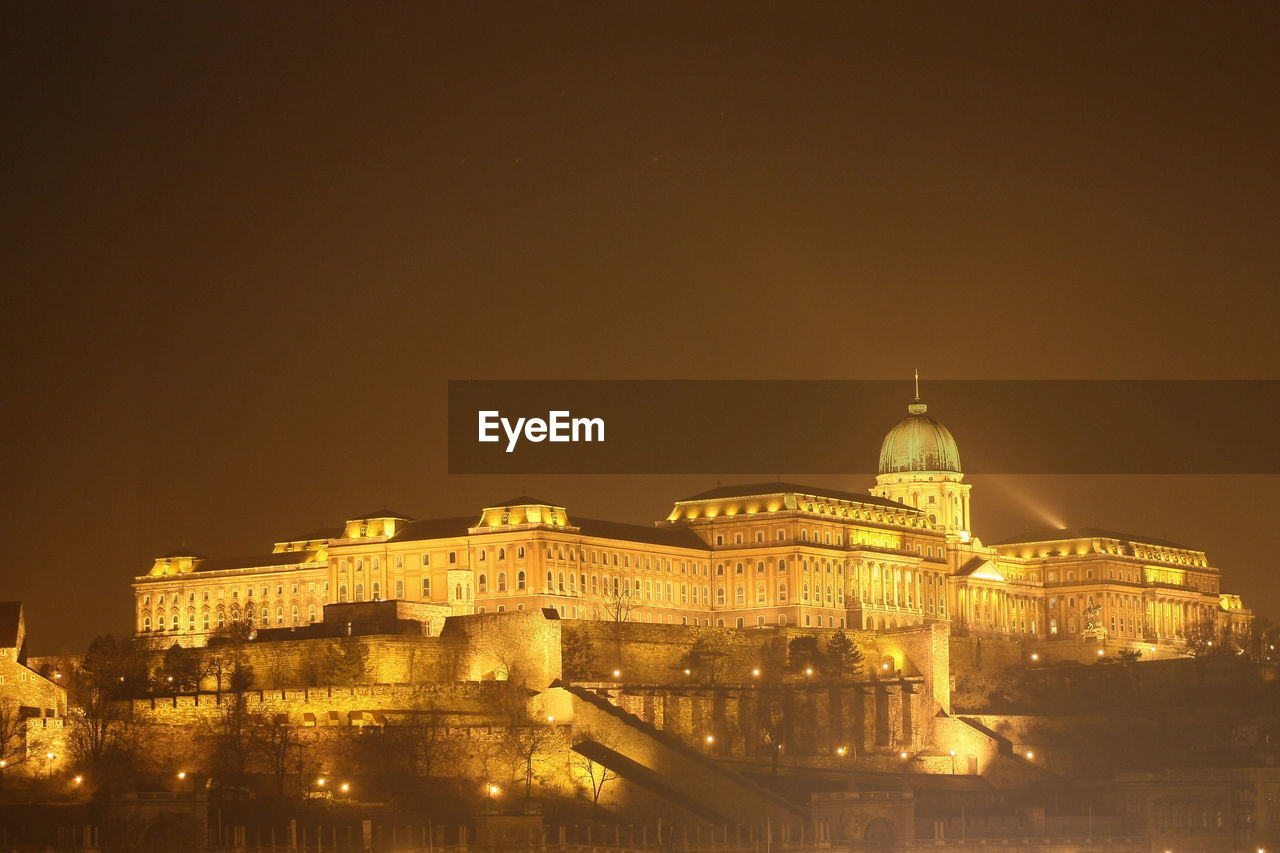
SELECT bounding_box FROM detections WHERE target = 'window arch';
[756,584,766,604]
[778,582,788,602]
[355,583,365,602]
[735,586,745,605]
[517,570,527,590]
[478,574,488,593]
[497,572,507,592]
[372,581,381,600]
[715,587,726,606]
[339,585,349,603]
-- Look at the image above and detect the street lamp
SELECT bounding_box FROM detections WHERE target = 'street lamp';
[835,747,846,756]
[949,750,957,774]
[804,667,813,678]
[1025,751,1035,760]
[487,783,501,798]
[1029,653,1040,662]
[612,669,621,680]
[751,668,761,678]
[546,715,555,723]
[73,775,83,785]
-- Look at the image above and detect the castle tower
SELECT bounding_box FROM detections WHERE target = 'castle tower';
[872,376,972,539]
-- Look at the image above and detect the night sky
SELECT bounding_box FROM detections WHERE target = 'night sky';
[3,3,1277,654]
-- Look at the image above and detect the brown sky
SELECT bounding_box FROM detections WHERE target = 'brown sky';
[2,2,1277,653]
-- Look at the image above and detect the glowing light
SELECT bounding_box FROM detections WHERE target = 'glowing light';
[340,782,350,793]
[177,771,186,780]
[949,750,957,756]
[487,783,501,796]
[751,668,761,677]
[705,735,715,744]
[881,663,890,670]
[804,667,813,676]
[546,715,555,723]
[612,669,622,678]
[836,747,846,756]
[54,673,62,679]
[1097,649,1105,656]
[1030,653,1039,661]
[1025,751,1035,759]
[46,752,56,760]
[316,778,326,786]
[683,668,691,676]
[73,775,83,784]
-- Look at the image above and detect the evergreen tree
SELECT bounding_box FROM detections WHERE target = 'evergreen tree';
[825,630,865,680]
[785,635,828,678]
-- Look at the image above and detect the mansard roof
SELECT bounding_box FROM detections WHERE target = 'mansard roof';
[349,508,413,521]
[279,526,343,543]
[488,496,560,507]
[993,526,1194,551]
[573,517,708,549]
[678,481,908,511]
[388,517,478,542]
[193,551,318,573]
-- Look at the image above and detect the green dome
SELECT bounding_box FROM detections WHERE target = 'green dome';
[878,401,962,475]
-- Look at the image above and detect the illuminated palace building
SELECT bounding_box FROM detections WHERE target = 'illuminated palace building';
[134,396,1251,649]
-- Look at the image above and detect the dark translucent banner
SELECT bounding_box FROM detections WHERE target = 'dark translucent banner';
[447,380,1279,474]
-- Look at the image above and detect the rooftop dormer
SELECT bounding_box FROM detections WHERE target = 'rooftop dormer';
[147,548,205,577]
[470,497,578,533]
[341,510,412,541]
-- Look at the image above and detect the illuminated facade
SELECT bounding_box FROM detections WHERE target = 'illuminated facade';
[133,396,1252,650]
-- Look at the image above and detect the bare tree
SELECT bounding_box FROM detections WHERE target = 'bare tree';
[1179,615,1220,657]
[571,749,618,806]
[504,724,556,801]
[0,700,31,788]
[600,579,637,624]
[209,691,255,788]
[252,713,298,796]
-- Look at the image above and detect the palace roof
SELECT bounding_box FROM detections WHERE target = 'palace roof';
[677,481,907,511]
[193,551,318,573]
[993,526,1193,551]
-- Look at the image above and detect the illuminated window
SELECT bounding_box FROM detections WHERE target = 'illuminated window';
[143,616,152,632]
